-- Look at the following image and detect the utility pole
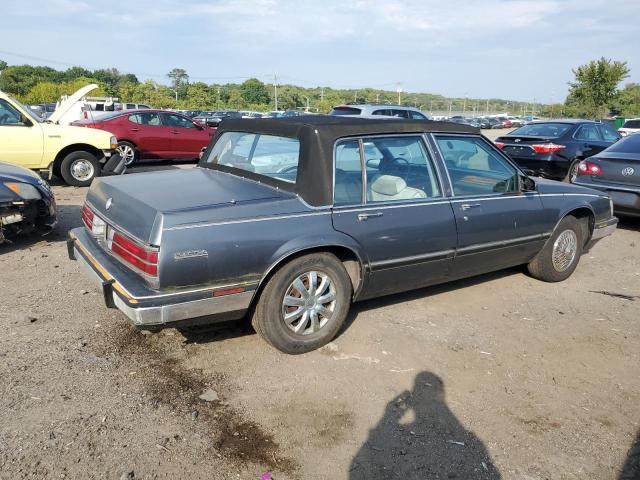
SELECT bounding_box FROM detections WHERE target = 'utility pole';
[376,92,380,103]
[448,102,452,116]
[354,90,358,102]
[486,99,489,115]
[273,74,278,111]
[463,93,467,115]
[320,87,324,102]
[396,82,402,105]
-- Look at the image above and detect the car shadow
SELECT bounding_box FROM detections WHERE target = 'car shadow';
[349,371,501,479]
[0,204,82,254]
[618,430,640,479]
[177,268,522,347]
[617,216,640,232]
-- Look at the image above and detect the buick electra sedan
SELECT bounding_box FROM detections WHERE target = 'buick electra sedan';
[68,117,618,354]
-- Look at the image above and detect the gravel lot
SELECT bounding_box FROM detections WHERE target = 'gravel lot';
[1,146,639,479]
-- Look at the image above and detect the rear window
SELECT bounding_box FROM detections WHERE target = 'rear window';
[203,132,300,183]
[330,106,362,116]
[510,123,572,138]
[623,120,640,129]
[606,134,640,154]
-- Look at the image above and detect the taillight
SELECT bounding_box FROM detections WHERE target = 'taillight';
[577,160,602,176]
[531,143,566,154]
[618,129,627,136]
[82,203,94,230]
[495,141,505,149]
[107,229,159,277]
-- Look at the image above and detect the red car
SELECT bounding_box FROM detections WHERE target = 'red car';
[73,110,216,165]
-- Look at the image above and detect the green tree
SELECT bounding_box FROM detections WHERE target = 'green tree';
[565,57,630,118]
[611,83,640,117]
[167,68,189,100]
[0,60,7,71]
[240,78,270,105]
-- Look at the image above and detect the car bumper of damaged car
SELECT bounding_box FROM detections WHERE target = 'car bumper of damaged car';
[0,187,57,243]
[67,227,255,328]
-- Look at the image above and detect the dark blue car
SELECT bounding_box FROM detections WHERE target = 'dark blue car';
[68,117,617,354]
[0,162,57,244]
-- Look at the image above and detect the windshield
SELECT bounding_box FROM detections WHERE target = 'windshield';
[7,95,41,123]
[202,131,301,183]
[606,133,640,154]
[509,122,572,138]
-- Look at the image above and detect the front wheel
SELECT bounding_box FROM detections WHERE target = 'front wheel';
[251,253,352,354]
[527,216,583,282]
[60,151,100,187]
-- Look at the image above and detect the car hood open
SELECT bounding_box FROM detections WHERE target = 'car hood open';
[48,84,98,124]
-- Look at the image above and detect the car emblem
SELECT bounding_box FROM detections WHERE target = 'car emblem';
[621,167,635,176]
[106,198,113,210]
[514,138,521,143]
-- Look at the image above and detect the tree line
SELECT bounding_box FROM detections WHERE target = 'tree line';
[0,58,638,117]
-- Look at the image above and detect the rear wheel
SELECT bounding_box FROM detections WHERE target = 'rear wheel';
[60,151,100,187]
[527,215,583,282]
[251,253,352,354]
[116,141,138,166]
[564,159,581,183]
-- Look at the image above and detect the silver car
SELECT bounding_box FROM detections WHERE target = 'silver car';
[330,104,430,120]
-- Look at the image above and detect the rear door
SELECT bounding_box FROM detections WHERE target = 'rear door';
[126,112,169,158]
[331,135,458,298]
[574,124,610,158]
[161,113,209,159]
[432,134,550,278]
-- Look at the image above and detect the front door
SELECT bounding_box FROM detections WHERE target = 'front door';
[126,112,169,159]
[0,99,44,168]
[432,134,550,278]
[331,135,458,299]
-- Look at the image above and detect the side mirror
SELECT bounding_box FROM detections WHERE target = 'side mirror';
[521,175,536,192]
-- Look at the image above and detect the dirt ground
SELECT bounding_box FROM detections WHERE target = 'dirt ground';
[1,152,639,480]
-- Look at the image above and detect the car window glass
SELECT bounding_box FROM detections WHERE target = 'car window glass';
[606,133,640,154]
[126,103,136,109]
[574,125,601,141]
[510,123,571,138]
[203,132,300,183]
[410,111,427,120]
[598,124,620,142]
[334,140,363,205]
[164,113,197,129]
[372,109,390,116]
[0,99,24,125]
[129,112,161,126]
[622,120,640,128]
[436,135,518,196]
[363,136,440,202]
[391,109,410,119]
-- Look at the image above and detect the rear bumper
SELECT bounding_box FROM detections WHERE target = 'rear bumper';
[573,180,640,216]
[67,228,254,327]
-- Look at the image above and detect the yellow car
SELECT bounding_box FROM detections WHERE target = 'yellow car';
[0,85,118,186]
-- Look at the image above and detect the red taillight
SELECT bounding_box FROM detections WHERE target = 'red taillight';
[618,129,626,136]
[82,203,94,230]
[109,230,159,277]
[577,160,602,176]
[531,143,566,154]
[495,141,505,149]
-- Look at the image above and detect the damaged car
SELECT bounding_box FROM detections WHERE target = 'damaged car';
[68,116,617,354]
[0,162,57,244]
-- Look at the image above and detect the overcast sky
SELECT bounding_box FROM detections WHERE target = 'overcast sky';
[2,0,639,102]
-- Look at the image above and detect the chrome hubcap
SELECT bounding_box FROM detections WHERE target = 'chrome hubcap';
[552,229,578,272]
[282,271,336,335]
[70,158,95,181]
[117,145,135,165]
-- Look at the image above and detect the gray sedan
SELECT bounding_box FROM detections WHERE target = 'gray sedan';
[68,116,617,354]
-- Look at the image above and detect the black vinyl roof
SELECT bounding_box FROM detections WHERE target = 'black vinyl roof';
[212,116,479,206]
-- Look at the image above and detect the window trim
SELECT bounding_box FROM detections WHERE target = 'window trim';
[127,112,162,126]
[430,133,525,199]
[0,99,28,127]
[332,133,446,208]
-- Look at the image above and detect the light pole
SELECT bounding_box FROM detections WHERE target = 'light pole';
[273,74,278,111]
[396,83,402,105]
[302,95,310,112]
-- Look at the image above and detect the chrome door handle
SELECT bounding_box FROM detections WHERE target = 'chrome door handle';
[460,203,481,211]
[129,128,139,132]
[358,212,383,221]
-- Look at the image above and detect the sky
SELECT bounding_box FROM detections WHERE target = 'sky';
[1,0,639,103]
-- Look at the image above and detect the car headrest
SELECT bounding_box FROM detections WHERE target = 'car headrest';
[370,175,407,196]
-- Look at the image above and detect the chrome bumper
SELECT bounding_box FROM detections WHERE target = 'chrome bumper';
[68,228,253,327]
[591,217,618,240]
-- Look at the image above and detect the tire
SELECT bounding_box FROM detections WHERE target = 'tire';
[527,216,584,282]
[251,253,352,354]
[60,151,100,187]
[564,159,581,183]
[116,141,138,166]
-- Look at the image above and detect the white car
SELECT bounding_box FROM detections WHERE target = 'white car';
[618,118,640,137]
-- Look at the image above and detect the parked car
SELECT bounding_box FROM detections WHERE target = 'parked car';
[68,116,617,354]
[571,132,640,217]
[0,162,57,244]
[495,120,621,181]
[475,118,493,129]
[496,117,513,128]
[486,118,504,129]
[618,118,640,137]
[193,111,242,127]
[0,86,120,186]
[330,104,430,120]
[116,102,151,111]
[72,110,216,166]
[29,103,56,120]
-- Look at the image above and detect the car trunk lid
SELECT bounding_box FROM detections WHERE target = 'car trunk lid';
[495,135,558,158]
[590,152,640,187]
[86,167,289,244]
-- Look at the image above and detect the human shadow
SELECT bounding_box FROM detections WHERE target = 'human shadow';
[619,430,640,480]
[350,372,501,480]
